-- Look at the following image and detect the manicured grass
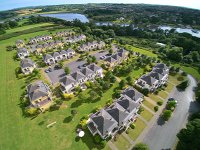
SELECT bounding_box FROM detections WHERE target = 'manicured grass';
[125,45,158,58]
[174,64,200,81]
[5,23,54,34]
[140,107,154,121]
[127,118,146,140]
[148,94,163,102]
[169,75,182,85]
[143,100,155,111]
[165,82,174,93]
[0,24,119,150]
[158,91,168,99]
[113,134,131,150]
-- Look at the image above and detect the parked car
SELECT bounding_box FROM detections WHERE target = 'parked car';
[45,69,49,73]
[55,65,61,70]
[100,56,106,59]
[168,97,178,104]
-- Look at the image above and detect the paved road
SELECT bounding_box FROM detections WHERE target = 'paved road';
[143,75,199,150]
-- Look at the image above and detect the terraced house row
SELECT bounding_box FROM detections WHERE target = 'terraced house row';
[87,87,144,139]
[43,48,75,65]
[104,48,129,68]
[78,41,105,52]
[29,35,53,44]
[60,63,103,94]
[63,34,86,43]
[56,30,75,37]
[135,63,169,92]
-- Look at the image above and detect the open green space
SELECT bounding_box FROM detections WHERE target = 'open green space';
[148,94,163,103]
[165,82,174,93]
[174,64,200,81]
[125,45,158,58]
[158,91,169,99]
[5,23,54,34]
[127,118,146,141]
[140,107,154,121]
[143,100,155,112]
[113,134,131,150]
[0,23,120,150]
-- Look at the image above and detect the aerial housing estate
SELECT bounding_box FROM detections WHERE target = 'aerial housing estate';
[87,87,143,139]
[135,63,169,92]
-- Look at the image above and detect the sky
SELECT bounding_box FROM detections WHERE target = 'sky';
[0,0,200,11]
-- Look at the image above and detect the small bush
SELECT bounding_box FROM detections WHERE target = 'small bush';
[157,101,163,106]
[63,93,74,99]
[138,107,144,114]
[130,123,136,129]
[154,106,159,112]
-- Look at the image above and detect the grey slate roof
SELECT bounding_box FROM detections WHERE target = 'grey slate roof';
[141,75,158,86]
[104,56,117,63]
[122,87,143,102]
[154,63,168,70]
[18,48,28,53]
[91,109,117,136]
[153,68,168,76]
[81,67,94,76]
[44,54,53,61]
[27,81,50,101]
[87,63,101,72]
[60,75,76,86]
[53,52,60,58]
[60,50,67,55]
[71,71,85,81]
[149,71,164,81]
[20,58,35,68]
[106,106,129,126]
[117,98,140,113]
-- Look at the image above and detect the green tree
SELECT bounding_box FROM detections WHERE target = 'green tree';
[162,110,172,121]
[177,118,200,150]
[176,80,189,91]
[64,67,70,75]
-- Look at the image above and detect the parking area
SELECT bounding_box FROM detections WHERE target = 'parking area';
[44,50,108,85]
[67,59,87,72]
[91,50,108,61]
[45,65,66,85]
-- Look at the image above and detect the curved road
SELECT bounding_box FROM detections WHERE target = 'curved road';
[143,75,199,150]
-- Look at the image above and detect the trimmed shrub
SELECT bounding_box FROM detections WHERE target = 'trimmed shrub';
[154,106,159,112]
[130,123,136,129]
[157,101,163,106]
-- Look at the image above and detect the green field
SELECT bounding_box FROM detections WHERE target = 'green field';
[0,24,120,150]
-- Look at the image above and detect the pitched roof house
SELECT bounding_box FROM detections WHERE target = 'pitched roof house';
[17,48,29,59]
[27,81,53,111]
[20,58,36,75]
[87,87,143,139]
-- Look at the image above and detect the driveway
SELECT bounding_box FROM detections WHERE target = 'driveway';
[91,50,108,61]
[66,59,86,73]
[143,75,199,150]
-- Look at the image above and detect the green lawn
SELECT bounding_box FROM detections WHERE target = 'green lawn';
[0,24,119,150]
[127,118,146,141]
[113,134,131,150]
[140,107,154,121]
[148,94,163,103]
[5,23,54,34]
[158,91,168,99]
[174,64,200,81]
[125,45,158,58]
[165,82,174,93]
[143,100,155,111]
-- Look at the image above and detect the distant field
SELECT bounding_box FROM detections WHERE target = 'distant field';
[5,23,54,34]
